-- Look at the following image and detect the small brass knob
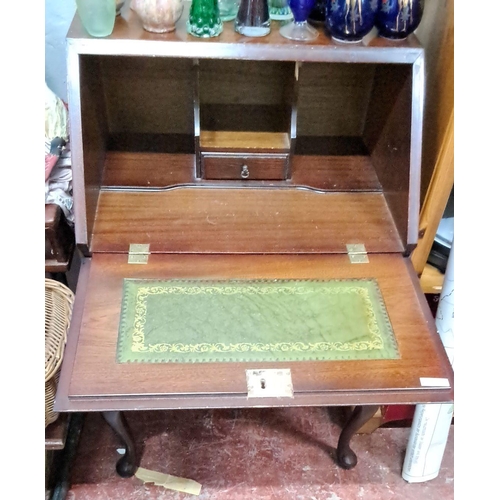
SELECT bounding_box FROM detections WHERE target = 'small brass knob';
[241,165,250,179]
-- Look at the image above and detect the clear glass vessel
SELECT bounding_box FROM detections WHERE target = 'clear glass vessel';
[234,0,271,37]
[218,0,240,21]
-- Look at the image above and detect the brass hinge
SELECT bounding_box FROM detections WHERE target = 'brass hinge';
[346,243,369,264]
[128,244,150,264]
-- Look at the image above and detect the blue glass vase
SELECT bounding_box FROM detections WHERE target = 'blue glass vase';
[325,0,379,43]
[308,0,327,24]
[376,0,424,40]
[279,0,318,41]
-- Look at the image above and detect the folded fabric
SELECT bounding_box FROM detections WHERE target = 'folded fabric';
[45,83,73,223]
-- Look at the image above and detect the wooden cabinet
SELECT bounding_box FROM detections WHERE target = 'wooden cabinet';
[55,7,453,473]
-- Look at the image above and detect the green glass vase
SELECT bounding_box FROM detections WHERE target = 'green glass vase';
[187,0,223,37]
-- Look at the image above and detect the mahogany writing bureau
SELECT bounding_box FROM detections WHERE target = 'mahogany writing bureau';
[54,8,454,476]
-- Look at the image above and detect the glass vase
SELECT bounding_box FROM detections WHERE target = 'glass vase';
[187,0,223,37]
[375,0,424,40]
[132,0,184,33]
[116,1,125,15]
[308,0,327,25]
[218,0,240,21]
[325,0,378,43]
[279,0,318,41]
[234,0,271,37]
[76,0,116,37]
[269,0,293,21]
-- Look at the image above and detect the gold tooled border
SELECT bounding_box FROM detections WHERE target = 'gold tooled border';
[130,282,384,354]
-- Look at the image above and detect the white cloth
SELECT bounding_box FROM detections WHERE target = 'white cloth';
[45,151,74,224]
[45,84,68,144]
[45,84,73,224]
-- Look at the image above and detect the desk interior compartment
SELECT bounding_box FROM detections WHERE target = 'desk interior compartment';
[197,59,295,180]
[73,56,418,256]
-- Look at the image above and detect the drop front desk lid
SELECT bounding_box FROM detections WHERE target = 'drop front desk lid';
[55,252,453,412]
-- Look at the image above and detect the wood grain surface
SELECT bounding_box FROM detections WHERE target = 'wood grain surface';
[200,131,290,151]
[67,9,423,64]
[297,63,375,137]
[55,254,453,411]
[90,189,403,254]
[102,152,196,187]
[364,64,415,250]
[100,56,195,136]
[291,155,380,191]
[101,151,381,191]
[202,155,287,180]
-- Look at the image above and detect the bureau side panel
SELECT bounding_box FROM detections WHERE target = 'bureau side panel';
[68,49,109,251]
[363,63,418,252]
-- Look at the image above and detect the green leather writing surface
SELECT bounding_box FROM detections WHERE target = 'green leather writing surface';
[117,279,399,363]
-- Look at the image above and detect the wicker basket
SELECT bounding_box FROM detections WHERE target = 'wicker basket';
[45,279,74,427]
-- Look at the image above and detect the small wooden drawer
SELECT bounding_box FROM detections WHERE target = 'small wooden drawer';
[202,154,287,181]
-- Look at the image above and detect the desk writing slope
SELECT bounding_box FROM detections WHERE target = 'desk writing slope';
[55,253,453,411]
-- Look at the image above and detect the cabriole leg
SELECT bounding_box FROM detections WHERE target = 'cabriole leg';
[337,405,379,470]
[101,411,138,478]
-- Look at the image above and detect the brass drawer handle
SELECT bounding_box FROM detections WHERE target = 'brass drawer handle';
[241,165,250,179]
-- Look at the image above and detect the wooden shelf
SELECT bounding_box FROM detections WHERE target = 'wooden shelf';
[102,151,382,191]
[68,8,423,64]
[200,131,290,152]
[102,151,196,187]
[291,155,381,191]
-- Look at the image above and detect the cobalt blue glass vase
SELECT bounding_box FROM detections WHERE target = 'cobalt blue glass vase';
[279,0,318,41]
[375,0,424,40]
[325,0,379,43]
[308,0,327,24]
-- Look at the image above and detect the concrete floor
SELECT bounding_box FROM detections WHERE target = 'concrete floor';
[62,407,454,499]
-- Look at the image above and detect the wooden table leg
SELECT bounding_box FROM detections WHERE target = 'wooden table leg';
[101,411,138,478]
[337,405,379,470]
